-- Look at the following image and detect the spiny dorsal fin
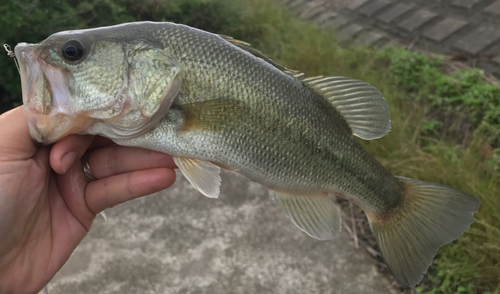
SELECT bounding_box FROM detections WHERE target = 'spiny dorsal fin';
[304,76,391,140]
[219,34,304,80]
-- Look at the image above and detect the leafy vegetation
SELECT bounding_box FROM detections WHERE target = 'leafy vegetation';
[1,0,499,292]
[378,48,500,147]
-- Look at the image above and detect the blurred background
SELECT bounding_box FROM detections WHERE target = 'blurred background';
[1,0,500,293]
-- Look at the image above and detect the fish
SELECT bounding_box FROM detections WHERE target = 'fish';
[14,21,480,287]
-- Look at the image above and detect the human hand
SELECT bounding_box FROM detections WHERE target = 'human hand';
[0,106,176,294]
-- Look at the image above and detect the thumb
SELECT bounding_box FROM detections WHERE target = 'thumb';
[0,106,37,161]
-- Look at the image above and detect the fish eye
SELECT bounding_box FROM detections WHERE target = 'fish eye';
[61,39,84,61]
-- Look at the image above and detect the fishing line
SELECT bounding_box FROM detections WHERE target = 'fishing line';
[3,44,20,74]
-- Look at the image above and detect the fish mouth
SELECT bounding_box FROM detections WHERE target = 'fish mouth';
[15,43,93,145]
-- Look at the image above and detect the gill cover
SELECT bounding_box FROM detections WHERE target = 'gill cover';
[85,43,182,140]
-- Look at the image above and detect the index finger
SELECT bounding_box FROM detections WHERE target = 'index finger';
[50,134,95,174]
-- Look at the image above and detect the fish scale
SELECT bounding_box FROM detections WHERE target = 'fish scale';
[158,60,396,207]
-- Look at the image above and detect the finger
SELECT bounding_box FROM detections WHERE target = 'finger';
[88,146,176,179]
[0,106,36,161]
[85,168,176,214]
[89,136,115,149]
[50,135,95,174]
[54,158,95,230]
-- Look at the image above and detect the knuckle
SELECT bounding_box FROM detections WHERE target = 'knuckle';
[105,146,120,173]
[125,172,135,196]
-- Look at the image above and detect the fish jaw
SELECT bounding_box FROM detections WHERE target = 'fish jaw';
[15,42,93,145]
[25,113,94,145]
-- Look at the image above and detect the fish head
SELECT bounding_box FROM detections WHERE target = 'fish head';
[15,24,181,145]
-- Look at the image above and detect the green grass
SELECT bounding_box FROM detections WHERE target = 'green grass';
[216,0,500,292]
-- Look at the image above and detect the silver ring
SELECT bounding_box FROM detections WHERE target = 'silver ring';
[81,152,97,182]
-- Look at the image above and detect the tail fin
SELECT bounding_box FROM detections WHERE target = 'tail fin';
[367,177,480,287]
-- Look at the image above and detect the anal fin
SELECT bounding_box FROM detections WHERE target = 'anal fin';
[271,190,342,240]
[174,157,221,199]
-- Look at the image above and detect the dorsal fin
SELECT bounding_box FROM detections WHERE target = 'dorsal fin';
[219,34,304,79]
[304,76,391,140]
[219,35,390,140]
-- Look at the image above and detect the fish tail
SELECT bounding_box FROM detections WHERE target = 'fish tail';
[366,176,480,287]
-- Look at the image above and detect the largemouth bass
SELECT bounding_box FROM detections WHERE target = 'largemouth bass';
[14,21,480,287]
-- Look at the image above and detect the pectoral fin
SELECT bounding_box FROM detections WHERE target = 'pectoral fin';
[271,190,342,240]
[174,157,221,199]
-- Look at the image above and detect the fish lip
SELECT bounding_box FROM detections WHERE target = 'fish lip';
[26,117,47,146]
[14,42,88,145]
[14,43,35,110]
[15,43,47,144]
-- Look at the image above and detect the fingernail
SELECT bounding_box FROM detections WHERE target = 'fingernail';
[61,151,77,173]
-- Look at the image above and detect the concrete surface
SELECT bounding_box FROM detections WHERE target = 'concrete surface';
[285,0,500,77]
[45,170,397,294]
